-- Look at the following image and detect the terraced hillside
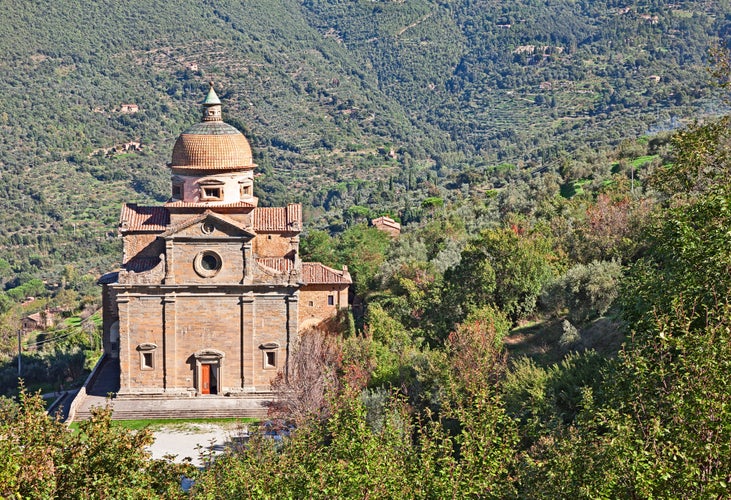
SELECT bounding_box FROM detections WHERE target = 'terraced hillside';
[0,0,728,285]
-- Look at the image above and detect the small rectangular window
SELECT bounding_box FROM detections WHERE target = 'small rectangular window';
[172,184,183,199]
[308,300,314,307]
[263,350,277,369]
[141,352,153,370]
[328,295,334,306]
[202,187,222,200]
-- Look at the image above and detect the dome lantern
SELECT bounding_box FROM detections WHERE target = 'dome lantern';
[202,82,222,122]
[168,85,258,206]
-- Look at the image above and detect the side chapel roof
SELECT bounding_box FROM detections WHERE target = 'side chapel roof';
[119,204,170,232]
[302,262,352,285]
[253,204,302,232]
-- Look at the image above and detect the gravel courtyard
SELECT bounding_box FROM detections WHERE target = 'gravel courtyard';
[147,423,249,468]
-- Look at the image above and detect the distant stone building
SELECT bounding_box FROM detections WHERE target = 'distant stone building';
[100,84,351,397]
[119,104,139,113]
[21,313,44,331]
[21,309,58,331]
[371,216,401,238]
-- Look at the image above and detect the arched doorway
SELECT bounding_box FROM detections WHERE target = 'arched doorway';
[193,349,224,395]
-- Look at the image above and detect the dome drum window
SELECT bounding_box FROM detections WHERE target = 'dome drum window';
[201,186,222,201]
[199,179,225,202]
[239,181,253,198]
[171,183,183,200]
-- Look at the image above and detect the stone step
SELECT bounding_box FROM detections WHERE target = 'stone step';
[113,392,276,400]
[74,396,271,421]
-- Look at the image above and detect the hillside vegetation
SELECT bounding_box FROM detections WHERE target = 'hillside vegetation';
[4,113,731,496]
[0,0,728,287]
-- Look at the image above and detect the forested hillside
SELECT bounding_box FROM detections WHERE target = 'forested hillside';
[0,0,727,287]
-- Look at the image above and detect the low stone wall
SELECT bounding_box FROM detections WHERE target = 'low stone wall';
[65,354,107,423]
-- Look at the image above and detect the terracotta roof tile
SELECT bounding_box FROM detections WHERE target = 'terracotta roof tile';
[256,258,294,273]
[171,124,254,170]
[119,204,169,232]
[165,201,256,208]
[372,216,401,231]
[302,262,352,285]
[254,204,302,232]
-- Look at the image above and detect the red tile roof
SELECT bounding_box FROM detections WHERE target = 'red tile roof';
[302,262,352,285]
[165,201,256,208]
[372,216,401,231]
[254,204,302,232]
[257,258,294,273]
[119,204,169,232]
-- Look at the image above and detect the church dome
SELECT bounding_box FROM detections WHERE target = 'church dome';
[170,84,254,171]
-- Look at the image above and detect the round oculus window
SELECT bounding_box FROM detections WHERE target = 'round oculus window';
[194,251,222,277]
[201,221,215,234]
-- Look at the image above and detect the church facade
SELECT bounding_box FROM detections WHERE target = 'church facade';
[100,85,350,397]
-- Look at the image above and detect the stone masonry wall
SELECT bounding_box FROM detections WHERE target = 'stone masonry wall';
[123,234,161,264]
[253,233,294,257]
[299,284,348,330]
[170,240,245,285]
[119,295,165,393]
[170,293,244,392]
[117,287,293,395]
[251,294,290,389]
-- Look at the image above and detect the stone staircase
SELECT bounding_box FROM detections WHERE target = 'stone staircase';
[74,397,271,421]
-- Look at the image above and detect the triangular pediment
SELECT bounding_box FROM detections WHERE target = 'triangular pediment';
[160,210,255,239]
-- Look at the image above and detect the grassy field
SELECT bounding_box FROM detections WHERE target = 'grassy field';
[69,417,259,432]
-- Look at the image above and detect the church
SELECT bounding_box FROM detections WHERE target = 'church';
[99,84,351,398]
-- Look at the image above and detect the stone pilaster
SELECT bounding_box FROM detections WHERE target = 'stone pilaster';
[242,241,252,285]
[117,292,131,394]
[240,292,255,390]
[164,239,175,284]
[162,293,177,391]
[285,293,299,380]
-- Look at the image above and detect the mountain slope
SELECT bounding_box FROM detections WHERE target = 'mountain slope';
[0,0,727,285]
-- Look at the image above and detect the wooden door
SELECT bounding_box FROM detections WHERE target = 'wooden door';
[201,364,211,394]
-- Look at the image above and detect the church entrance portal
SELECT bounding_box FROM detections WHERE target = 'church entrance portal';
[199,363,219,395]
[193,349,224,396]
